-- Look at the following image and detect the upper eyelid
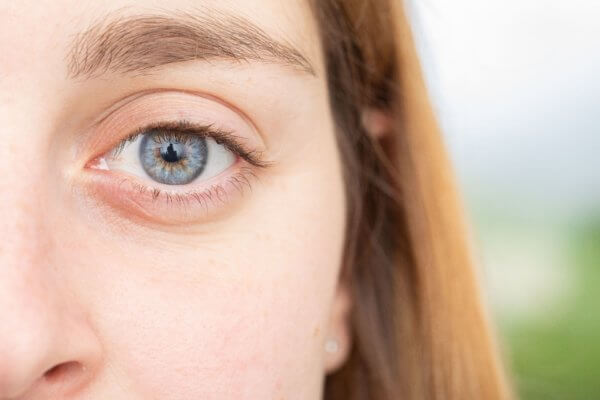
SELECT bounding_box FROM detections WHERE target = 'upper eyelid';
[80,90,267,163]
[87,89,261,137]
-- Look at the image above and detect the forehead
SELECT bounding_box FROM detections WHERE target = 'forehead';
[0,0,321,79]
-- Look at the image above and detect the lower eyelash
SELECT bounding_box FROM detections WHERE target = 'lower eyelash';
[124,166,258,209]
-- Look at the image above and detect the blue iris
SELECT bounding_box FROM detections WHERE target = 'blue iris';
[139,131,208,185]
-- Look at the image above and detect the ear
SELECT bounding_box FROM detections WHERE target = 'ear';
[323,278,353,374]
[361,107,393,139]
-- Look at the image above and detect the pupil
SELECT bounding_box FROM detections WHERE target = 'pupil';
[161,143,181,163]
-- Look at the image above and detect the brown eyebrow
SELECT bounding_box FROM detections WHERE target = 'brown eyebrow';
[67,10,316,79]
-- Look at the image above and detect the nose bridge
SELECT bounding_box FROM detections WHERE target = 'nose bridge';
[1,0,63,245]
[0,149,52,277]
[0,74,56,267]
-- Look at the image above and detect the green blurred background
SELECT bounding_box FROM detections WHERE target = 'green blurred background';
[410,0,600,397]
[471,206,600,399]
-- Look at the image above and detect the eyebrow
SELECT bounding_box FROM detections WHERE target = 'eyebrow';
[67,10,316,79]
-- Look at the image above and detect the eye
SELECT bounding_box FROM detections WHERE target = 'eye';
[81,92,271,224]
[85,119,271,222]
[103,127,236,186]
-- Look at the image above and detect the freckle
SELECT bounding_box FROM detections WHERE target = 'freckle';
[255,232,271,241]
[313,326,320,337]
[274,378,283,395]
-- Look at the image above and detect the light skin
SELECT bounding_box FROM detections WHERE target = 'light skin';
[0,1,361,399]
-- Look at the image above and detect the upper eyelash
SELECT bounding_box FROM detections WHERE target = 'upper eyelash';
[110,119,272,169]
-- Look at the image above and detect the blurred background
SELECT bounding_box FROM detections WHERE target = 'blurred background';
[408,0,600,398]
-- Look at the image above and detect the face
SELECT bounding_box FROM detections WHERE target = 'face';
[0,1,352,399]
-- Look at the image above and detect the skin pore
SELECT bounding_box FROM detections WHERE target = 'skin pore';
[0,1,356,399]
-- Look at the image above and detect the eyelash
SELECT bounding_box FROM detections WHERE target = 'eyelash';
[110,119,269,168]
[90,120,271,210]
[122,166,259,208]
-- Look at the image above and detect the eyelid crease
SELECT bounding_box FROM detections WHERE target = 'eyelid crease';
[78,89,269,164]
[108,119,274,169]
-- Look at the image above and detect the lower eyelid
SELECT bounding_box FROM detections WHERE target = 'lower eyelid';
[81,163,258,226]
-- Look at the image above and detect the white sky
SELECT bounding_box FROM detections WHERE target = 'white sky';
[409,0,600,217]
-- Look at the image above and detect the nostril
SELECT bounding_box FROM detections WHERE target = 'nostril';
[43,361,83,382]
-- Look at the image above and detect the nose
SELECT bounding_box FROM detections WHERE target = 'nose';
[0,164,102,399]
[0,36,102,396]
[0,241,103,399]
[0,286,102,399]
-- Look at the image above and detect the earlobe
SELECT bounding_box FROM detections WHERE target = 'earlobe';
[323,280,353,374]
[361,107,393,139]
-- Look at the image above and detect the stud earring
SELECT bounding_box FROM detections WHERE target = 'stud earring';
[325,338,339,354]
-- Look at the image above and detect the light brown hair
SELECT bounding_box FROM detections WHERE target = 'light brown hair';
[310,1,513,399]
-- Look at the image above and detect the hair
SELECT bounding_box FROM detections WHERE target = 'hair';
[308,1,513,399]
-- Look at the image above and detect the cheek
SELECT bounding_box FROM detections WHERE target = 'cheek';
[63,139,346,399]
